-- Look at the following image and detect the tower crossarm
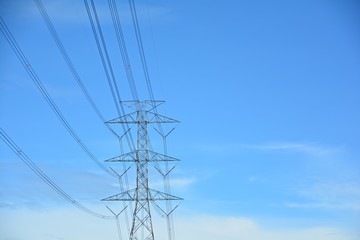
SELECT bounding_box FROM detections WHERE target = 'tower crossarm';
[149,189,183,201]
[121,100,165,110]
[106,111,179,124]
[105,150,180,162]
[102,188,183,202]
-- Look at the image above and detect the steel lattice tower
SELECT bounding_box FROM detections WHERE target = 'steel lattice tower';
[103,100,182,240]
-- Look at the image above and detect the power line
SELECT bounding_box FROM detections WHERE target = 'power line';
[127,0,167,140]
[0,128,115,220]
[2,1,182,238]
[1,3,131,235]
[84,0,136,152]
[34,0,134,227]
[108,0,171,162]
[126,2,178,239]
[33,3,135,221]
[84,1,138,235]
[0,16,116,178]
[108,0,139,101]
[128,0,155,102]
[34,0,121,140]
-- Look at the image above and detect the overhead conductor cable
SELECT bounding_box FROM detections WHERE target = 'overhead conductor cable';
[34,0,121,140]
[0,16,116,178]
[0,128,115,219]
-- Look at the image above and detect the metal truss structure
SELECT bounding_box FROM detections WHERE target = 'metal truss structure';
[103,100,182,240]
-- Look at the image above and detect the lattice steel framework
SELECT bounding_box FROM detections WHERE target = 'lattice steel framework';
[103,100,182,240]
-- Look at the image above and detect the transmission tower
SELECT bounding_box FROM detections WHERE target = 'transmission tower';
[103,100,182,240]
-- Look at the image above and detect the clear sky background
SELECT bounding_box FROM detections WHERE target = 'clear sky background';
[1,0,360,240]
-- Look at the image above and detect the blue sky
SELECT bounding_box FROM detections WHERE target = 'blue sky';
[1,0,360,239]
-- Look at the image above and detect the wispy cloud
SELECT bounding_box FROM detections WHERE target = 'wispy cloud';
[287,180,360,211]
[285,202,360,211]
[248,175,258,182]
[196,141,341,157]
[45,83,82,102]
[169,177,197,188]
[244,142,341,157]
[0,0,106,25]
[149,177,197,189]
[3,0,172,25]
[1,208,358,240]
[165,215,358,240]
[40,1,111,25]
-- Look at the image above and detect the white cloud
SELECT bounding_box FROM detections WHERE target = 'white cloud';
[248,175,258,182]
[287,180,360,211]
[11,0,171,26]
[0,206,116,240]
[247,142,339,156]
[44,83,82,102]
[150,177,196,189]
[285,202,360,211]
[1,208,358,240]
[172,215,358,240]
[196,141,341,157]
